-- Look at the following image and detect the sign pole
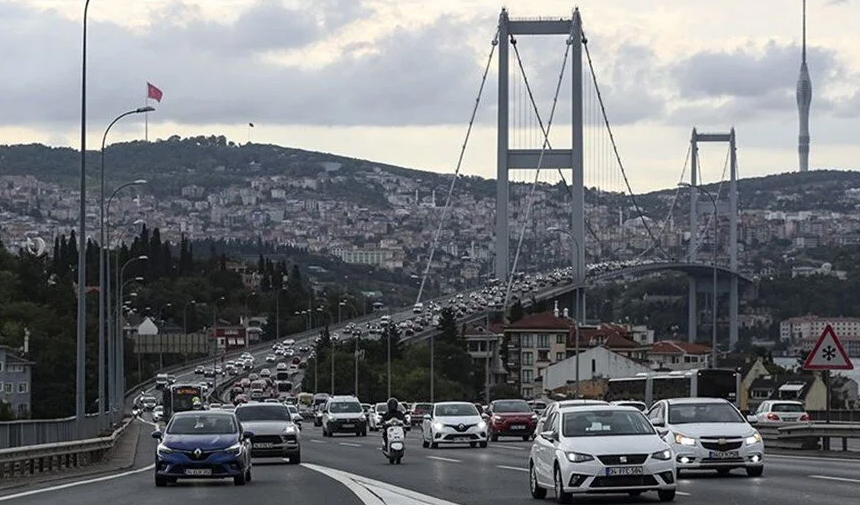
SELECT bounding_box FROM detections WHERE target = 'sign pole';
[825,370,831,425]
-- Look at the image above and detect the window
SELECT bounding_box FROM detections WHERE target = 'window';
[3,384,10,394]
[537,335,550,348]
[522,352,534,366]
[555,352,565,361]
[522,369,534,384]
[537,350,550,362]
[522,387,533,398]
[521,335,534,348]
[10,365,24,373]
[17,383,27,394]
[556,334,565,344]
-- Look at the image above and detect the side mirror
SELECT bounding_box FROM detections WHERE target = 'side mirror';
[242,431,255,441]
[151,430,163,440]
[540,430,557,442]
[650,419,665,428]
[656,428,669,439]
[746,415,758,425]
[423,414,432,421]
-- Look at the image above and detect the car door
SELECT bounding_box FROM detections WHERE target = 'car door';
[647,402,666,432]
[422,408,433,440]
[536,403,556,434]
[534,411,558,484]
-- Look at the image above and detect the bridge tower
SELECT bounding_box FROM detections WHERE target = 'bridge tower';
[494,9,586,320]
[687,128,739,351]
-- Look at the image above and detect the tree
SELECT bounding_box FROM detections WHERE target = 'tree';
[509,301,524,323]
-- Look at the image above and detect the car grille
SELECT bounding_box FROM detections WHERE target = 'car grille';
[701,440,743,451]
[591,475,658,488]
[180,450,217,461]
[597,454,648,465]
[253,435,296,444]
[445,423,475,432]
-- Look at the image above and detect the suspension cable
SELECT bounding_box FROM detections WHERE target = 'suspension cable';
[503,34,571,311]
[581,31,667,258]
[637,144,692,260]
[693,144,730,258]
[415,28,500,304]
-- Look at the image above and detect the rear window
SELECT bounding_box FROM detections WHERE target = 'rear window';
[771,403,805,413]
[493,400,532,413]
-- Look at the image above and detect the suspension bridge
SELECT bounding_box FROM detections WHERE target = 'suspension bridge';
[416,7,750,350]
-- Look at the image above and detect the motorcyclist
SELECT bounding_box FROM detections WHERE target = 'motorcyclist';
[191,397,204,410]
[381,397,406,449]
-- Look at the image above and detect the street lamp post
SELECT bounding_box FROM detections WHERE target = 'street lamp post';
[679,183,719,369]
[117,256,147,402]
[112,219,144,413]
[155,303,172,369]
[548,227,582,397]
[98,109,154,429]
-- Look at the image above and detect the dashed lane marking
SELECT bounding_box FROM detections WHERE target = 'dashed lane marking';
[426,456,461,463]
[310,439,327,444]
[497,465,527,472]
[339,442,362,447]
[809,474,860,484]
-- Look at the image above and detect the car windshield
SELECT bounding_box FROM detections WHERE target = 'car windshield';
[413,403,432,411]
[330,402,362,413]
[435,404,478,417]
[235,405,290,421]
[287,406,298,414]
[562,410,655,437]
[493,400,532,413]
[772,403,805,413]
[167,415,237,435]
[375,404,388,413]
[616,402,647,412]
[668,403,745,424]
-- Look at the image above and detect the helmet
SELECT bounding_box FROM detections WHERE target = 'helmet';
[386,397,399,412]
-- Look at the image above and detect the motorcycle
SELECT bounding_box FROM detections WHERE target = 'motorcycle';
[382,419,405,464]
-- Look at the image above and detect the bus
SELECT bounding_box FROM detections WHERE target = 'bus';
[605,369,740,409]
[162,384,203,419]
[297,393,313,416]
[276,381,293,394]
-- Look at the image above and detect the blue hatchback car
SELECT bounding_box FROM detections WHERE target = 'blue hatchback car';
[152,410,253,486]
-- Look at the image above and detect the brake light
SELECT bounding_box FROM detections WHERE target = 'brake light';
[799,413,810,421]
[766,413,779,421]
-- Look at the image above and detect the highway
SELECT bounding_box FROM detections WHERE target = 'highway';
[3,418,860,505]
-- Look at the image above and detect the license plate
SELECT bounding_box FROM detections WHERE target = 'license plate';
[253,443,273,448]
[606,466,644,476]
[184,468,212,476]
[342,424,354,429]
[510,425,525,430]
[709,450,740,459]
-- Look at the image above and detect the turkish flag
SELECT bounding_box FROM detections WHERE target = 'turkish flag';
[147,82,163,102]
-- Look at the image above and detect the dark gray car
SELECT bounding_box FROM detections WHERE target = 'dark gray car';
[235,403,301,464]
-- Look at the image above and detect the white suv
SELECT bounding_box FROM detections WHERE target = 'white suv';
[321,396,368,437]
[421,402,487,448]
[647,398,764,477]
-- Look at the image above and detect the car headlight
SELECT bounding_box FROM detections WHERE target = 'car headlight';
[674,433,696,446]
[651,449,672,461]
[531,414,538,421]
[224,442,243,455]
[285,425,297,434]
[433,422,444,431]
[745,433,762,445]
[565,452,594,463]
[156,444,174,457]
[477,421,487,430]
[359,415,366,421]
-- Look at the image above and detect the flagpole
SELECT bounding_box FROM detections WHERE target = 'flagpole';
[144,88,149,142]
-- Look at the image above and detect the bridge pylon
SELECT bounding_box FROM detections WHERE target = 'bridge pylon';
[686,128,739,351]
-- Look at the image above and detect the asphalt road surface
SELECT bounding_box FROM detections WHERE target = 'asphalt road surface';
[3,417,860,505]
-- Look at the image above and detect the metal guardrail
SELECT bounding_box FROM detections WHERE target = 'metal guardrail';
[0,414,105,450]
[758,421,860,452]
[0,416,134,479]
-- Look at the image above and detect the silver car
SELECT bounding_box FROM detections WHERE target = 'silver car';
[235,403,301,464]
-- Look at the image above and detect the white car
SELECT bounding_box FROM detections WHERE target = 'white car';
[751,400,810,423]
[647,398,764,477]
[421,401,487,448]
[152,405,164,422]
[266,354,276,362]
[611,400,647,412]
[529,405,676,502]
[536,399,608,434]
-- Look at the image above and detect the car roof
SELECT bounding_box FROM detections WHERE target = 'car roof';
[172,410,235,419]
[664,397,731,405]
[434,401,475,407]
[557,400,609,406]
[557,404,640,413]
[328,395,359,402]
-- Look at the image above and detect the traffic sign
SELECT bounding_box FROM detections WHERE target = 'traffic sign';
[803,324,854,371]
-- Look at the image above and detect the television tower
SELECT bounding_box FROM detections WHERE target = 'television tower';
[796,0,812,172]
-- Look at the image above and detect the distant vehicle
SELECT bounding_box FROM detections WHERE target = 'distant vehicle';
[161,384,204,420]
[607,368,740,408]
[751,400,810,423]
[277,381,293,393]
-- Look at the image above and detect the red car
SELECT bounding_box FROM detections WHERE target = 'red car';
[487,399,538,441]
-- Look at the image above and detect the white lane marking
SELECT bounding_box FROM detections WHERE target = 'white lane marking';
[492,445,526,451]
[303,463,463,505]
[0,464,155,502]
[426,456,461,463]
[310,439,327,444]
[677,491,692,496]
[769,454,860,464]
[497,465,527,472]
[339,442,362,447]
[809,474,860,484]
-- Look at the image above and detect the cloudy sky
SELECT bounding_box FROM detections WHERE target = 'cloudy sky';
[1,0,859,191]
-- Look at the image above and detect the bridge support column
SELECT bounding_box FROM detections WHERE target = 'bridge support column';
[687,277,697,343]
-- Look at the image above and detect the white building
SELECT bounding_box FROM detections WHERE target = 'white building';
[542,347,650,392]
[780,316,860,343]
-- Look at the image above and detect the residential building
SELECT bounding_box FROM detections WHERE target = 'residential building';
[573,324,648,361]
[0,345,34,419]
[542,347,650,393]
[747,374,827,411]
[648,340,712,370]
[780,316,860,344]
[503,312,573,399]
[462,323,507,392]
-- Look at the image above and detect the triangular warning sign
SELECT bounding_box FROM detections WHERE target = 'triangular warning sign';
[803,324,854,371]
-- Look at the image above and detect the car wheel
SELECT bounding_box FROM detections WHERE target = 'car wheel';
[554,465,572,504]
[290,451,301,464]
[658,489,676,502]
[522,435,530,442]
[470,442,477,448]
[246,469,252,482]
[422,440,430,448]
[479,441,488,448]
[234,471,247,486]
[717,468,731,476]
[430,442,438,449]
[491,434,499,442]
[746,466,764,477]
[529,462,547,499]
[155,475,168,487]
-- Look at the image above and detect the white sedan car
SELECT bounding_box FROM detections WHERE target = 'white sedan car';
[647,397,764,477]
[751,400,810,424]
[529,405,676,502]
[421,402,488,448]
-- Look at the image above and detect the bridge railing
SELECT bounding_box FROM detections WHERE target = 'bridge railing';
[758,421,860,452]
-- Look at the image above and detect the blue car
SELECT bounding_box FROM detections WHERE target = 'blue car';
[152,410,254,486]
